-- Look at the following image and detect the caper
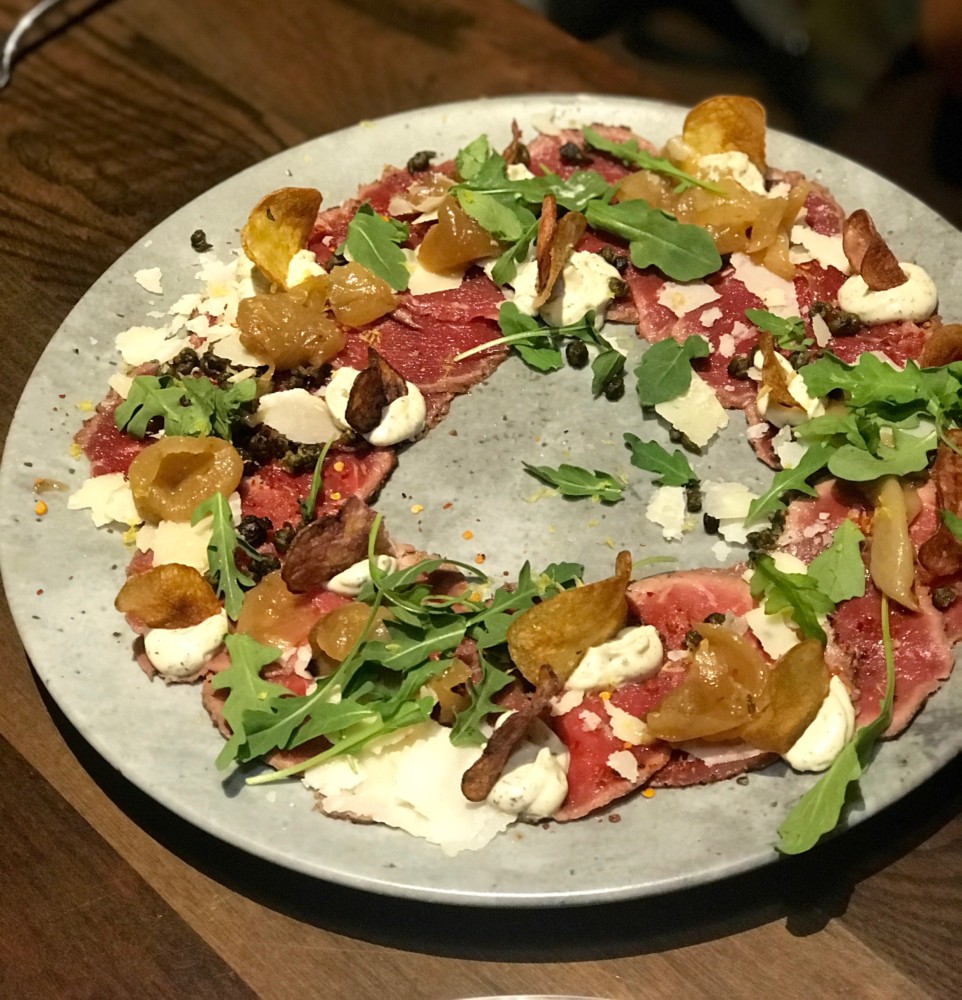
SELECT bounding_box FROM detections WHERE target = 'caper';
[565,340,589,369]
[603,375,625,401]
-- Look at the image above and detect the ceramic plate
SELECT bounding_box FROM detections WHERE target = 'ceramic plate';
[2,95,961,906]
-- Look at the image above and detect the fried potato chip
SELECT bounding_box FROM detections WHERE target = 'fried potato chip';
[683,95,766,172]
[241,187,322,288]
[115,563,221,629]
[507,551,630,686]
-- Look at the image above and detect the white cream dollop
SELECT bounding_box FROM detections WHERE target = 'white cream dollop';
[783,676,856,772]
[325,366,426,446]
[327,554,399,596]
[511,250,621,330]
[488,719,570,820]
[143,610,229,680]
[566,625,664,692]
[837,262,937,325]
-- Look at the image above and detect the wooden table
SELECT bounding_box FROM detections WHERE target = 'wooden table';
[1,1,960,997]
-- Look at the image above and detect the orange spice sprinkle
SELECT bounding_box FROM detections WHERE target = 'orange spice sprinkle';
[474,553,486,565]
[411,503,424,514]
[623,741,633,750]
[641,788,656,799]
[333,461,345,473]
[443,502,453,510]
[462,530,474,540]
[329,491,342,501]
[34,500,48,516]
[599,690,612,701]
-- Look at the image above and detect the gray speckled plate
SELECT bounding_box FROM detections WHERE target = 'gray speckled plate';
[2,96,960,907]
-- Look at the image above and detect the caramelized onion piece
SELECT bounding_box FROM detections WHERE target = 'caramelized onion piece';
[426,657,473,724]
[869,475,919,611]
[237,276,345,370]
[309,602,392,675]
[128,436,243,523]
[115,564,221,629]
[507,551,630,686]
[241,187,322,288]
[646,624,770,742]
[326,262,396,328]
[236,571,322,648]
[738,640,830,753]
[417,196,500,275]
[842,209,907,291]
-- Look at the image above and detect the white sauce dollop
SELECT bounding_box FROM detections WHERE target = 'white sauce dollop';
[782,676,856,772]
[327,554,399,596]
[144,610,229,680]
[837,262,937,325]
[511,250,621,330]
[325,366,426,446]
[566,625,664,692]
[488,719,570,820]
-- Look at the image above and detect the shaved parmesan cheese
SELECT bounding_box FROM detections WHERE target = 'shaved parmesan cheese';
[134,267,163,295]
[772,426,807,469]
[731,252,798,318]
[250,388,339,444]
[603,699,654,745]
[656,280,720,318]
[579,710,602,731]
[208,330,267,368]
[677,740,757,765]
[606,749,639,782]
[712,540,732,562]
[405,249,464,295]
[702,307,723,329]
[654,373,728,448]
[302,721,515,855]
[286,249,325,287]
[702,480,762,544]
[115,326,187,367]
[551,689,585,716]
[107,373,134,399]
[744,606,800,659]
[136,518,213,572]
[68,473,142,527]
[789,225,851,274]
[646,485,689,541]
[717,332,735,357]
[698,151,767,195]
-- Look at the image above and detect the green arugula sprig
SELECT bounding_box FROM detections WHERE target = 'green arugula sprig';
[806,520,866,604]
[745,308,812,351]
[582,126,722,194]
[634,335,710,407]
[585,199,722,282]
[192,492,256,620]
[624,434,696,486]
[344,203,410,291]
[298,438,335,524]
[522,462,625,502]
[115,374,256,439]
[746,443,833,522]
[777,595,896,854]
[748,553,834,644]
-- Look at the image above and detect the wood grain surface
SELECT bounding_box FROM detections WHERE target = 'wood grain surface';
[1,1,960,998]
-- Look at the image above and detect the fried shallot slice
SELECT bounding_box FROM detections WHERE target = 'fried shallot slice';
[345,349,408,435]
[842,209,907,291]
[757,331,797,408]
[919,430,962,579]
[920,322,962,367]
[281,495,391,593]
[501,119,528,167]
[532,194,587,310]
[460,665,562,802]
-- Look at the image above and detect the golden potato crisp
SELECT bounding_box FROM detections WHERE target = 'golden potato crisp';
[115,564,221,629]
[507,551,630,685]
[241,187,322,288]
[683,95,766,172]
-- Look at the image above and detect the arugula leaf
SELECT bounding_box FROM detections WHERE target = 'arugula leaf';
[455,135,494,181]
[298,438,334,524]
[777,595,896,854]
[582,126,721,193]
[747,443,832,522]
[522,462,625,502]
[192,492,252,620]
[361,618,468,672]
[749,554,834,643]
[344,203,410,291]
[115,374,255,439]
[590,340,626,397]
[941,508,962,541]
[512,169,614,211]
[585,199,721,281]
[449,653,513,747]
[745,308,811,351]
[807,520,866,603]
[455,188,535,242]
[490,220,537,285]
[624,434,696,486]
[210,634,285,769]
[497,301,563,371]
[633,334,710,406]
[827,426,936,481]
